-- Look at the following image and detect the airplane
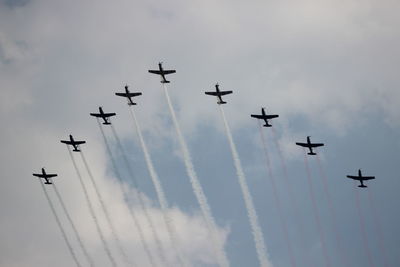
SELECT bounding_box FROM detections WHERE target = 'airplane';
[296,136,324,155]
[90,107,116,125]
[33,168,57,185]
[250,108,279,127]
[204,83,233,104]
[347,169,375,188]
[115,85,142,105]
[148,62,176,83]
[60,135,86,152]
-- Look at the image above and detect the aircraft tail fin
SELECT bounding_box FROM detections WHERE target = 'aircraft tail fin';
[161,80,170,84]
[44,181,52,185]
[263,124,272,127]
[72,148,81,152]
[358,185,367,188]
[308,152,317,155]
[103,122,112,125]
[218,101,227,105]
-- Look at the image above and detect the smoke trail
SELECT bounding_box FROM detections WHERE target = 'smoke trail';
[354,183,374,267]
[270,128,308,266]
[303,151,331,267]
[38,179,82,267]
[163,84,230,267]
[110,122,170,266]
[258,123,296,267]
[367,189,388,267]
[315,154,349,267]
[128,106,186,267]
[52,182,95,267]
[96,119,156,267]
[218,105,271,267]
[67,146,118,267]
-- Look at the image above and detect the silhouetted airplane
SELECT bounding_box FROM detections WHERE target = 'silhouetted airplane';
[115,85,142,105]
[90,107,116,125]
[60,135,86,152]
[251,108,279,127]
[33,168,57,185]
[205,83,233,104]
[148,62,176,83]
[347,169,375,188]
[296,136,324,155]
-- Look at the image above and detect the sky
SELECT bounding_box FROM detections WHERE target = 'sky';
[0,0,399,266]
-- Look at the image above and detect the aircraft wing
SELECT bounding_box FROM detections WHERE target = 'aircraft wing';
[205,91,219,96]
[60,140,73,145]
[346,175,360,180]
[74,141,86,145]
[309,143,324,148]
[148,70,162,75]
[251,114,265,119]
[90,113,102,117]
[46,174,58,178]
[219,90,233,96]
[295,142,309,147]
[361,176,375,181]
[127,92,142,97]
[103,112,116,117]
[115,93,127,97]
[163,70,176,75]
[32,173,43,178]
[265,114,279,119]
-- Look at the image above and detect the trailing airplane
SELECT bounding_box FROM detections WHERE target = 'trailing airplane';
[148,62,176,83]
[90,107,116,125]
[60,135,86,152]
[296,136,324,155]
[33,168,57,185]
[205,83,233,104]
[115,85,142,105]
[347,169,375,188]
[250,107,279,127]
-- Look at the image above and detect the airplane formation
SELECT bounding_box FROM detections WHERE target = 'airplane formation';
[35,62,375,187]
[32,62,378,267]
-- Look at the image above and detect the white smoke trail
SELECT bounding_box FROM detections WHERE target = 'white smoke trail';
[52,182,95,267]
[110,122,171,267]
[163,84,230,267]
[38,179,82,267]
[128,106,186,267]
[67,147,118,267]
[258,123,296,267]
[218,105,271,267]
[96,119,156,267]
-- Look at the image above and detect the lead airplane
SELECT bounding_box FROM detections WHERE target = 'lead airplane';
[296,136,324,155]
[60,135,86,152]
[205,83,233,104]
[33,168,57,185]
[148,62,176,83]
[115,85,142,105]
[250,107,279,127]
[347,169,375,188]
[90,107,116,125]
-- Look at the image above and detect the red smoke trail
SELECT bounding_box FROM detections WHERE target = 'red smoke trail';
[315,154,349,267]
[354,182,374,267]
[258,123,296,267]
[270,127,307,266]
[303,151,331,267]
[367,189,388,267]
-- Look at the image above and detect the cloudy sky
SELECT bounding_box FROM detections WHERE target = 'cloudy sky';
[1,0,399,266]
